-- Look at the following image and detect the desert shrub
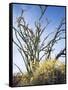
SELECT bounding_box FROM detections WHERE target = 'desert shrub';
[30,60,66,85]
[13,73,31,86]
[13,73,23,86]
[13,60,66,86]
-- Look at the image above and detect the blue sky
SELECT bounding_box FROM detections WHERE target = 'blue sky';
[12,4,66,74]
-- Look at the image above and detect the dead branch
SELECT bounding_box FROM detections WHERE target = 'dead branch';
[55,48,66,60]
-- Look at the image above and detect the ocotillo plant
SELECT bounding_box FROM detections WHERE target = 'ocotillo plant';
[13,6,66,76]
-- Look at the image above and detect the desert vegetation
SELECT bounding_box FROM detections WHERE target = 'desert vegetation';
[12,5,66,86]
[13,60,66,86]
